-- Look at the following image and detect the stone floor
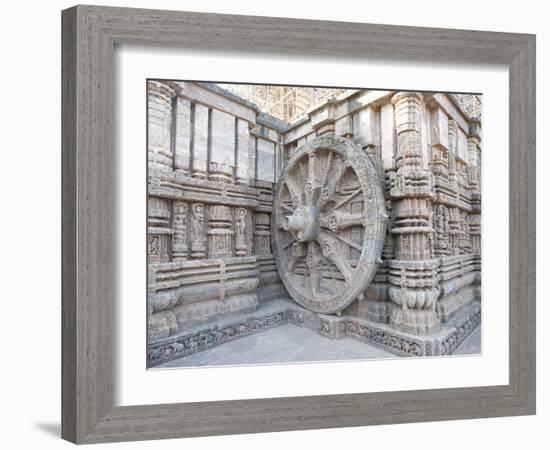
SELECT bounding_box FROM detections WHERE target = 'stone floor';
[156,322,481,369]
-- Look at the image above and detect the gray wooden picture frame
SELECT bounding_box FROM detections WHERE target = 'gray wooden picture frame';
[61,4,536,444]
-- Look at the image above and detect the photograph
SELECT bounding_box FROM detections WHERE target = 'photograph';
[146,81,483,368]
[0,0,542,447]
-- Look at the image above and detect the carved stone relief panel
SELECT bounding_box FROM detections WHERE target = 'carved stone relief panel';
[146,82,482,359]
[235,207,249,256]
[172,201,188,260]
[190,203,206,258]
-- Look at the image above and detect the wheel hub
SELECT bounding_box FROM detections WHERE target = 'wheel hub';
[283,206,320,242]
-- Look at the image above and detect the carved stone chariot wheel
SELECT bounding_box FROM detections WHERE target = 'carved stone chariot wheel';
[272,135,387,314]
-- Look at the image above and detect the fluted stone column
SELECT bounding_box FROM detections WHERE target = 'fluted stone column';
[148,81,175,170]
[388,92,440,335]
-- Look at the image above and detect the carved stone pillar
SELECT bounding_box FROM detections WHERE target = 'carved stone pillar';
[148,197,172,263]
[468,119,482,278]
[467,126,481,192]
[254,212,271,255]
[172,201,188,260]
[207,205,234,259]
[147,81,175,170]
[388,92,440,335]
[190,203,206,259]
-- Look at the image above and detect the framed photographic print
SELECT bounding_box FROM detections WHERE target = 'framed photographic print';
[62,4,536,444]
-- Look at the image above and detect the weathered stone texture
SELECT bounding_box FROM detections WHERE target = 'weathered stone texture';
[147,81,481,363]
[174,97,191,174]
[256,138,276,183]
[147,82,284,343]
[191,103,209,179]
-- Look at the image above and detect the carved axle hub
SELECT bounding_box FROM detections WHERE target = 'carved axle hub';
[272,135,387,314]
[283,205,320,242]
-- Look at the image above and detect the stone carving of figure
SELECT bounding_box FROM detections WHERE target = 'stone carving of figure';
[435,205,445,234]
[235,208,247,256]
[236,208,246,239]
[192,204,204,240]
[190,203,206,258]
[172,202,188,259]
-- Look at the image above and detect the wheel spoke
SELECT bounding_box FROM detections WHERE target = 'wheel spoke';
[320,228,362,252]
[305,241,323,296]
[317,231,354,282]
[318,158,347,208]
[284,175,303,207]
[280,204,293,213]
[325,188,362,215]
[305,152,321,206]
[287,256,304,274]
[281,239,296,250]
[320,211,365,232]
[319,151,334,190]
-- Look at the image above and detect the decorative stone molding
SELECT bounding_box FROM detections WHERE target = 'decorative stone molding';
[148,298,481,365]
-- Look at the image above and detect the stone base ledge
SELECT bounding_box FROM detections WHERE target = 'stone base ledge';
[147,297,481,366]
[346,301,480,356]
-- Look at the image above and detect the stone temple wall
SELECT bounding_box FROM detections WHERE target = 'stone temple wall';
[282,90,482,336]
[147,81,481,358]
[147,81,288,341]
